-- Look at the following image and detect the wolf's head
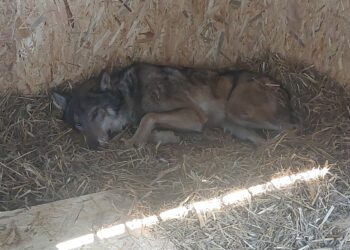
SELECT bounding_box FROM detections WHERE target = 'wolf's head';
[52,72,129,149]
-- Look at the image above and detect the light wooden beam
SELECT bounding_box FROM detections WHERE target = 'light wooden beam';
[0,190,174,250]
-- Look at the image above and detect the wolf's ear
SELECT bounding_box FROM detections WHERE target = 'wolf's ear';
[100,71,112,91]
[51,92,67,110]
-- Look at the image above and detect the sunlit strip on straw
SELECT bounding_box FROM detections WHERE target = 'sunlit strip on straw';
[96,223,126,239]
[125,215,159,230]
[56,234,94,250]
[56,167,328,249]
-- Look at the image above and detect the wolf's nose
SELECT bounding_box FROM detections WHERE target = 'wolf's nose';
[85,136,102,150]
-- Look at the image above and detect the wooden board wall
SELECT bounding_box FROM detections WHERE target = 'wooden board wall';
[0,0,349,93]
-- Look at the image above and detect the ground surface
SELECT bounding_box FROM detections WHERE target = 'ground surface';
[1,55,349,249]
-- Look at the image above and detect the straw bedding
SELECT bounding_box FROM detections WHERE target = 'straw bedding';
[0,54,349,249]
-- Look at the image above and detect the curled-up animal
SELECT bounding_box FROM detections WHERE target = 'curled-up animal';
[52,63,297,149]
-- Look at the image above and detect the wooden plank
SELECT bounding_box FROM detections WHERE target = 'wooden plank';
[82,233,176,250]
[0,190,134,250]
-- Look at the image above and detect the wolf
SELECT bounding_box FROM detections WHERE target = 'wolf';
[52,63,296,149]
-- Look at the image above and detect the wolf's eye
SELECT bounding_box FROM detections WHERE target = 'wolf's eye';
[91,109,99,120]
[75,122,82,130]
[73,114,82,129]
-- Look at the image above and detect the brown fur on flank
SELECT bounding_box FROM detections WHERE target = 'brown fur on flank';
[52,63,296,149]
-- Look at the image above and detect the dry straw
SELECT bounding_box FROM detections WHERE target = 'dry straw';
[1,54,349,249]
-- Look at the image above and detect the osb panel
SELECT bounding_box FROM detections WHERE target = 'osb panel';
[1,0,350,93]
[0,0,17,90]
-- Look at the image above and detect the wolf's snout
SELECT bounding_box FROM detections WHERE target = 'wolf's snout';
[84,135,102,150]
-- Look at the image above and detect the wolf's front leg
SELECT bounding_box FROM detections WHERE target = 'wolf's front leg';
[125,108,207,146]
